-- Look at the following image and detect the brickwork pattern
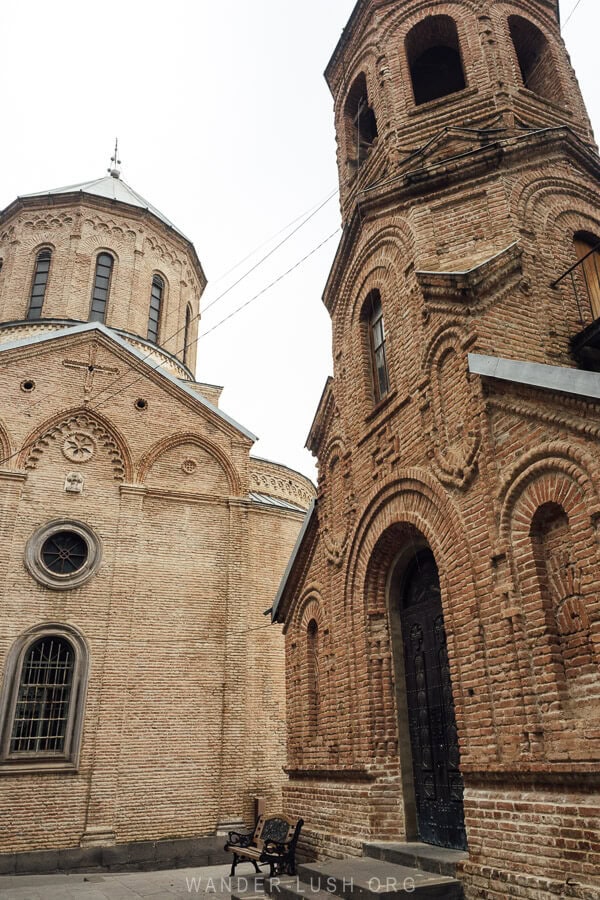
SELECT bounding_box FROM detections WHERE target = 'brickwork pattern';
[0,194,203,371]
[277,1,600,897]
[0,197,314,857]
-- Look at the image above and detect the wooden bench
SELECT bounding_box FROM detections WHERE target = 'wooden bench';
[224,814,304,877]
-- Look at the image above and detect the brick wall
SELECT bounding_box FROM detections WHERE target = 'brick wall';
[0,204,313,855]
[277,1,600,896]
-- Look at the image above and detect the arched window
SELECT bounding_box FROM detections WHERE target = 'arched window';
[406,16,466,106]
[574,233,600,320]
[508,16,562,103]
[0,625,88,766]
[89,252,114,323]
[307,619,319,732]
[147,275,164,343]
[344,73,378,168]
[362,289,389,402]
[183,304,192,364]
[27,249,52,320]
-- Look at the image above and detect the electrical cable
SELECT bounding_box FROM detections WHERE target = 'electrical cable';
[6,187,339,426]
[210,189,338,286]
[0,226,341,466]
[562,0,585,30]
[90,227,340,413]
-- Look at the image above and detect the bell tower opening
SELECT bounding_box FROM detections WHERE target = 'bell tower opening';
[344,73,378,168]
[406,16,466,106]
[508,15,563,103]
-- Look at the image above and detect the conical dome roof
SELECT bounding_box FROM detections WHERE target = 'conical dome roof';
[21,172,188,240]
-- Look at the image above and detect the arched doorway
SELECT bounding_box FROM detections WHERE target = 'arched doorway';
[393,546,467,850]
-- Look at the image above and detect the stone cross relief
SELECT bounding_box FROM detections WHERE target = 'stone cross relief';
[62,343,119,401]
[65,472,84,493]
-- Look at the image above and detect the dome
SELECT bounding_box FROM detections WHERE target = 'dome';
[21,171,189,241]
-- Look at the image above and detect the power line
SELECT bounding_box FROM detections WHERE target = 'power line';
[8,187,339,427]
[91,228,340,413]
[210,189,338,286]
[202,190,337,314]
[199,229,340,340]
[563,0,585,30]
[0,225,340,466]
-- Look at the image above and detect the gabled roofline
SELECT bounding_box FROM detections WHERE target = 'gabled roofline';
[306,376,334,454]
[0,322,257,442]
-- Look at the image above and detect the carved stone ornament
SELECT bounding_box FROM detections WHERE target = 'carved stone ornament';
[62,432,95,464]
[181,458,198,474]
[64,472,84,493]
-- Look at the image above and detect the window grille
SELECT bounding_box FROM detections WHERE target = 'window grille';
[89,252,114,323]
[41,530,88,575]
[147,275,164,343]
[10,637,74,754]
[27,249,52,320]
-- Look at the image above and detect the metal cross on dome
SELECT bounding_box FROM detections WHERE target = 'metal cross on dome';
[108,138,121,179]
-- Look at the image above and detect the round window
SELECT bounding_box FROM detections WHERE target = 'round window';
[41,531,88,575]
[25,520,101,590]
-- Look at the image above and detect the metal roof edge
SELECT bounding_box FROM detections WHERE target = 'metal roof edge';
[0,322,257,442]
[271,499,317,623]
[468,353,600,402]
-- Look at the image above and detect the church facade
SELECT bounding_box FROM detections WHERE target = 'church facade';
[0,171,314,870]
[274,1,600,897]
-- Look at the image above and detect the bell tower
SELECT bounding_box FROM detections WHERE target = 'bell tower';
[323,0,600,382]
[274,1,600,895]
[328,0,595,222]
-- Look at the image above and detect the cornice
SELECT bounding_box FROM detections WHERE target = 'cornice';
[323,127,600,312]
[0,193,206,288]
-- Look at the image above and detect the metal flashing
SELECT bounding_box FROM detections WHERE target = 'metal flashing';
[468,353,600,401]
[271,500,317,623]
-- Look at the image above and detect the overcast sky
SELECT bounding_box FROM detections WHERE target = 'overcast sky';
[1,0,597,481]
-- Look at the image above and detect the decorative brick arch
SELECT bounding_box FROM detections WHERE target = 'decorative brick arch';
[336,224,415,342]
[346,467,474,608]
[515,176,599,234]
[137,432,241,495]
[293,589,326,633]
[342,469,492,768]
[499,444,600,717]
[319,435,353,566]
[19,407,132,482]
[287,588,329,758]
[0,418,11,467]
[499,441,600,541]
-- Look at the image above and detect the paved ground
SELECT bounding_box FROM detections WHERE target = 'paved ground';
[0,863,267,900]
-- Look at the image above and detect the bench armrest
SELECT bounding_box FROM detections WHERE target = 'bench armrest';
[262,838,291,855]
[226,830,254,848]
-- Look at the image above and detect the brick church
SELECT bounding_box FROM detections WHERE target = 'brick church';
[274,0,600,896]
[0,167,314,870]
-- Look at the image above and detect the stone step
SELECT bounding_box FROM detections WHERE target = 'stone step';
[265,876,335,900]
[362,841,468,879]
[297,857,463,899]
